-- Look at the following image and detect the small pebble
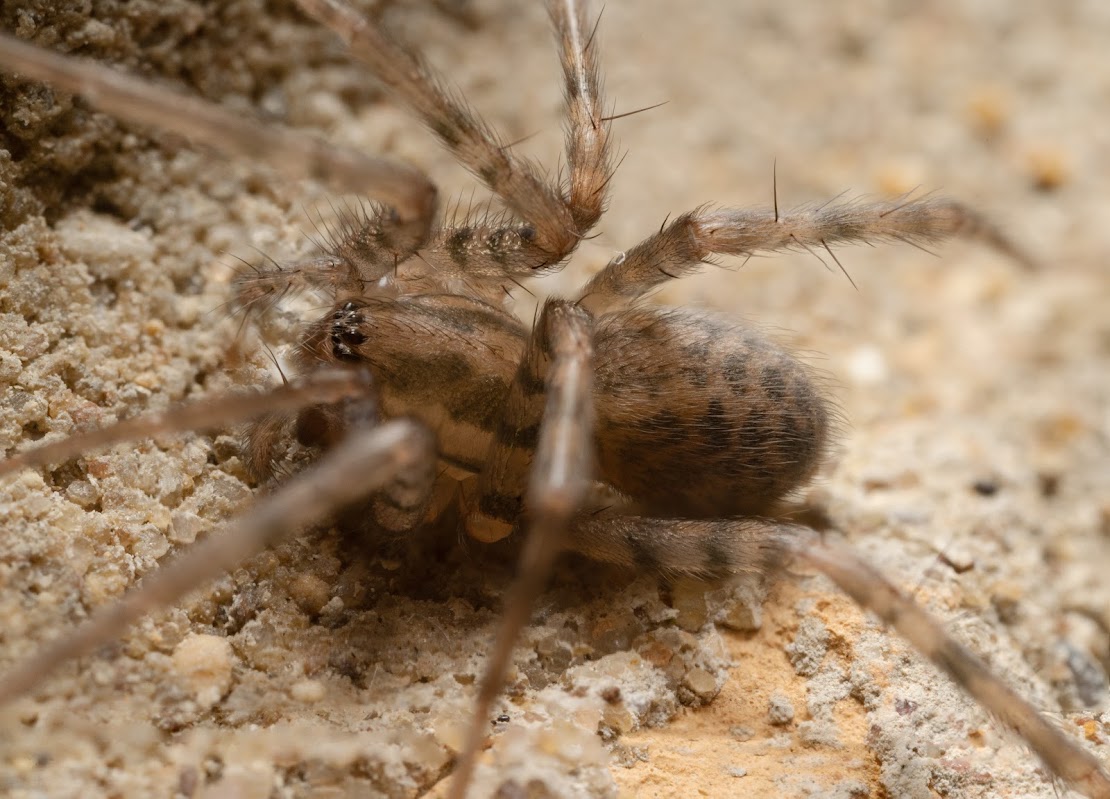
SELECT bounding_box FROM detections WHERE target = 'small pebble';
[768,692,795,726]
[682,668,720,702]
[965,85,1012,138]
[289,573,331,616]
[1025,144,1071,191]
[172,634,234,707]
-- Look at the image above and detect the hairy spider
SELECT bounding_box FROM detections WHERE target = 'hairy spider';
[0,2,1108,798]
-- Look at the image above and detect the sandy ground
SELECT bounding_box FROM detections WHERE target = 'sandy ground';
[1,1,1108,797]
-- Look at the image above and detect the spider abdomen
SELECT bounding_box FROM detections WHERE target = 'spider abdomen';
[304,298,828,522]
[593,306,831,517]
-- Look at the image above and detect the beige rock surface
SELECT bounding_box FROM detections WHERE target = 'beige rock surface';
[1,1,1108,798]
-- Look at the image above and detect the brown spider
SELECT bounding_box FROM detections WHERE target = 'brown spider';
[0,1,1107,797]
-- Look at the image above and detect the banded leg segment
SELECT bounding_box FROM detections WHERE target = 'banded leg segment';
[568,514,792,578]
[300,0,614,299]
[0,418,436,706]
[550,0,613,233]
[449,301,596,799]
[298,0,578,261]
[578,196,1032,314]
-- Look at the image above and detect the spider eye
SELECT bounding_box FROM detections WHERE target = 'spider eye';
[329,304,369,361]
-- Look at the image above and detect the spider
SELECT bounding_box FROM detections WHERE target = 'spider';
[0,1,1108,797]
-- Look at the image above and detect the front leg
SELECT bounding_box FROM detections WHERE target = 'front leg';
[463,300,593,543]
[450,299,595,799]
[0,413,436,706]
[577,196,1032,315]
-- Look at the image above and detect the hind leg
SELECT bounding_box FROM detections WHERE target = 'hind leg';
[566,513,1110,798]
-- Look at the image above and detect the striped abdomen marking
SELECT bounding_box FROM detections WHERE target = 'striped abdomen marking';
[593,306,832,518]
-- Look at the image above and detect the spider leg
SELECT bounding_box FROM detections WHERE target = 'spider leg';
[566,509,1110,799]
[0,368,373,478]
[300,0,572,254]
[0,375,437,705]
[550,0,613,234]
[0,32,436,228]
[300,0,614,298]
[463,300,588,544]
[577,196,1033,314]
[236,199,436,314]
[802,535,1110,799]
[0,29,441,317]
[568,514,791,578]
[0,2,615,308]
[449,300,595,799]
